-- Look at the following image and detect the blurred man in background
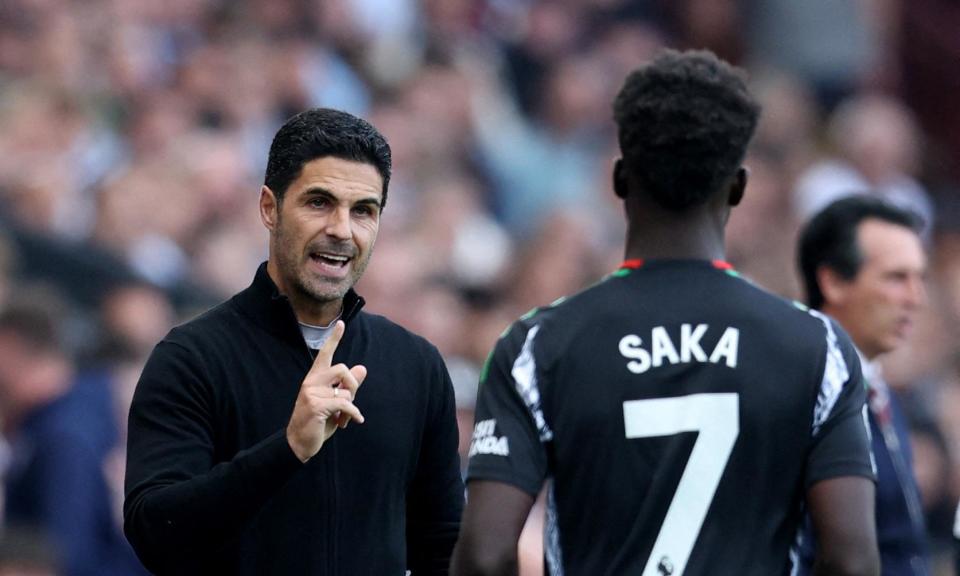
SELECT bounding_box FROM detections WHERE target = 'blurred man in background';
[798,195,930,576]
[0,290,145,576]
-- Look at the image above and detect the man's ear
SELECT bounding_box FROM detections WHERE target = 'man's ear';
[613,159,628,199]
[259,185,279,232]
[817,266,850,306]
[728,166,748,207]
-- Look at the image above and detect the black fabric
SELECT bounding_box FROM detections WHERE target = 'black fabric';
[124,263,464,575]
[467,259,873,576]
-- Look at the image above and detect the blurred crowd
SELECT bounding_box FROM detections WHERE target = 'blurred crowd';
[1,0,959,574]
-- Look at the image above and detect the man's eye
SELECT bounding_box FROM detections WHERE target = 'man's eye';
[309,198,329,208]
[353,205,373,216]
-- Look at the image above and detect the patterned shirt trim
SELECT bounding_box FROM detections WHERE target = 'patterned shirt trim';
[510,325,553,442]
[808,309,850,436]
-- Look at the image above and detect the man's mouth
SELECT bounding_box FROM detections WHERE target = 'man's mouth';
[310,252,352,268]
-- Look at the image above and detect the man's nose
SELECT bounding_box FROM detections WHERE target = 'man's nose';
[904,275,927,309]
[325,206,352,239]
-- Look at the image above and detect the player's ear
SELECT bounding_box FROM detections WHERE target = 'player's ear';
[728,167,748,207]
[260,185,279,232]
[613,159,628,199]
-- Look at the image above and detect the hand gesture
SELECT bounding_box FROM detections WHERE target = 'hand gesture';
[286,321,366,462]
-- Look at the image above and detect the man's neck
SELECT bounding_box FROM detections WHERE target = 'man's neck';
[288,293,343,326]
[819,305,882,361]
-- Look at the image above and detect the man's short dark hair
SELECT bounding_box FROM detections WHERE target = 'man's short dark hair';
[613,49,760,211]
[264,108,392,207]
[798,195,924,309]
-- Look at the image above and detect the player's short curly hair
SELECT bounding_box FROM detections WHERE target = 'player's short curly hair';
[613,50,760,211]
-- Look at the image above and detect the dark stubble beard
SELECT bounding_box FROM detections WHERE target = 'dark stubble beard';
[273,221,375,305]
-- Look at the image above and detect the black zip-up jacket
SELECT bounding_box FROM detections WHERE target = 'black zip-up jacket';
[123,264,464,575]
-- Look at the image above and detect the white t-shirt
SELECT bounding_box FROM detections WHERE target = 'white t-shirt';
[299,317,340,351]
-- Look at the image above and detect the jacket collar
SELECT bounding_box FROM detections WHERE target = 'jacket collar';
[233,262,365,346]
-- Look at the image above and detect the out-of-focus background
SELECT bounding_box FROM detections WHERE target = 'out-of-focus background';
[0,0,958,574]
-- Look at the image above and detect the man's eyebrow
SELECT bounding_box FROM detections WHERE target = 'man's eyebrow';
[301,187,335,198]
[301,187,382,208]
[354,197,382,208]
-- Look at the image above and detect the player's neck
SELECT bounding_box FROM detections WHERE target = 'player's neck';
[624,217,726,262]
[624,238,725,261]
[623,190,729,262]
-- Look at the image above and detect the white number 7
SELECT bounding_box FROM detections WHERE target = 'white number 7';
[623,393,739,576]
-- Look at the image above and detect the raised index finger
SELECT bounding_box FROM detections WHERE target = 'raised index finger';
[308,320,345,376]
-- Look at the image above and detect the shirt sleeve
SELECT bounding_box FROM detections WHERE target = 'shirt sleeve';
[805,319,875,488]
[123,337,303,574]
[465,321,549,496]
[405,344,465,575]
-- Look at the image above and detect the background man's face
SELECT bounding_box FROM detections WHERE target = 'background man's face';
[0,331,70,418]
[827,218,927,359]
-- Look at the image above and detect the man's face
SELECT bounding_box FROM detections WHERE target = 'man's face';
[261,157,382,323]
[824,218,927,359]
[0,331,70,418]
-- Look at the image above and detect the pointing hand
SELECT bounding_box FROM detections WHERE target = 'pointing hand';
[286,321,366,462]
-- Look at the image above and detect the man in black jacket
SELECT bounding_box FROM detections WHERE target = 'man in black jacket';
[124,108,464,575]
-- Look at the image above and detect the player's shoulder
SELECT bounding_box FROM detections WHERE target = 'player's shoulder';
[793,303,860,360]
[706,272,838,344]
[767,292,853,346]
[514,279,603,327]
[739,284,861,371]
[491,277,619,360]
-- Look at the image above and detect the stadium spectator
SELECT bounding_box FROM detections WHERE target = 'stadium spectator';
[123,108,464,575]
[792,95,933,233]
[743,0,879,110]
[452,49,879,576]
[0,289,145,576]
[798,195,930,575]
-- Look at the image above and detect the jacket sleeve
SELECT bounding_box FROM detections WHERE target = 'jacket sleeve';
[405,345,465,575]
[123,338,303,574]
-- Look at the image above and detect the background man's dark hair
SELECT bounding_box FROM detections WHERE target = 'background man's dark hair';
[264,108,392,207]
[613,49,760,210]
[798,195,924,310]
[0,287,69,354]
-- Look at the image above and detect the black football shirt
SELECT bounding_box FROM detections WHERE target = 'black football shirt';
[466,259,874,576]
